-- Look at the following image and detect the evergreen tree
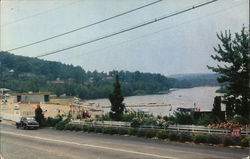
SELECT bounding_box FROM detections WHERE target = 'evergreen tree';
[212,96,224,121]
[208,26,250,119]
[109,75,125,121]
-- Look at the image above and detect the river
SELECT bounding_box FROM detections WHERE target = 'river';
[85,86,223,116]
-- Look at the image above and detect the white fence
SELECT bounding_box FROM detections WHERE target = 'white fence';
[70,120,249,136]
[1,113,21,122]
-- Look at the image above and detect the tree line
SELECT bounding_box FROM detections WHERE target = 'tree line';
[1,51,218,99]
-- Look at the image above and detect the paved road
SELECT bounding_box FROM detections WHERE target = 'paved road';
[0,122,249,159]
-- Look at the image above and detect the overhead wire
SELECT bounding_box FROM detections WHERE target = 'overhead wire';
[67,2,247,59]
[1,0,81,27]
[6,0,163,52]
[35,0,218,58]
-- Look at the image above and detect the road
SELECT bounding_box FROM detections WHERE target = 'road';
[0,122,249,159]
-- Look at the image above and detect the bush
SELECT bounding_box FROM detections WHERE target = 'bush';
[156,130,168,140]
[101,127,118,135]
[207,135,220,145]
[82,125,90,132]
[179,132,192,142]
[194,134,207,143]
[131,117,142,127]
[145,129,157,138]
[230,115,249,125]
[240,136,250,147]
[137,128,147,137]
[169,132,179,141]
[174,112,194,125]
[94,126,102,133]
[118,128,129,135]
[128,128,138,136]
[55,118,71,130]
[223,137,233,146]
[46,116,62,127]
[196,114,219,126]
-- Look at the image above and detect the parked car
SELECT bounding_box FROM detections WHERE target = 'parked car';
[16,117,39,129]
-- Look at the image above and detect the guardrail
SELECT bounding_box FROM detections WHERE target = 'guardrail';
[70,120,249,136]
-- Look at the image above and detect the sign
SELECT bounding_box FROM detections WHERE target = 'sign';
[230,128,241,137]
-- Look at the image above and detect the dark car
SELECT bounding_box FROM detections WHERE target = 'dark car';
[16,117,39,129]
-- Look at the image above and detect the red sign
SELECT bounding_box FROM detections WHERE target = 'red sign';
[230,128,241,137]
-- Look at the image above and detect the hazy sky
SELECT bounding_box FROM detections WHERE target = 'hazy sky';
[1,0,249,75]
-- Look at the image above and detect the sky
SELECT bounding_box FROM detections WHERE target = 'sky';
[1,0,249,76]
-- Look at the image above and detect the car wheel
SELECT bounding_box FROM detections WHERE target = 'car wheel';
[16,125,19,129]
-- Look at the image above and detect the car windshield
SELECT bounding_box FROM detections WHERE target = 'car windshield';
[26,117,35,121]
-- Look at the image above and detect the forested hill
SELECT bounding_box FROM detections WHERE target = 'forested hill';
[0,52,219,99]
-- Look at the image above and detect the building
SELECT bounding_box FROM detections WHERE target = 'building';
[14,93,50,103]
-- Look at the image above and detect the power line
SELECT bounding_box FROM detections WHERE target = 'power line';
[1,0,81,27]
[6,0,163,52]
[68,2,246,59]
[35,0,218,58]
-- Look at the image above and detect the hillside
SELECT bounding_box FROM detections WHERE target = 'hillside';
[0,52,220,99]
[168,73,220,87]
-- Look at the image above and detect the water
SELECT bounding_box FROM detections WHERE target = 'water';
[85,86,223,116]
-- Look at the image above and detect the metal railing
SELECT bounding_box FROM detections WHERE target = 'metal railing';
[70,120,249,136]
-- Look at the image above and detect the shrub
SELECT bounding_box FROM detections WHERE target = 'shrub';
[207,135,220,145]
[145,129,157,138]
[169,132,179,141]
[230,115,249,125]
[82,125,90,132]
[118,128,129,135]
[156,130,168,140]
[46,116,62,127]
[194,134,207,143]
[55,118,71,130]
[174,112,194,125]
[128,128,138,136]
[101,127,118,135]
[94,126,102,133]
[196,114,219,126]
[137,128,147,137]
[223,137,234,146]
[131,117,142,127]
[240,136,250,147]
[179,132,192,142]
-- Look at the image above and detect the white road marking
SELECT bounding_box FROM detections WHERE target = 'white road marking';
[1,131,178,159]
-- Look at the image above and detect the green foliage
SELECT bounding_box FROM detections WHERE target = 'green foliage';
[128,128,138,136]
[109,75,125,121]
[101,126,118,135]
[240,136,250,147]
[173,112,194,125]
[118,127,129,135]
[196,114,220,126]
[55,117,71,130]
[194,134,207,143]
[46,115,62,127]
[168,132,179,141]
[208,27,250,119]
[223,137,234,146]
[1,52,219,100]
[207,135,220,145]
[230,115,249,125]
[156,130,168,139]
[212,96,224,121]
[179,132,192,142]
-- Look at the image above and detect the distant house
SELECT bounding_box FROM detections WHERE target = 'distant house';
[14,93,50,103]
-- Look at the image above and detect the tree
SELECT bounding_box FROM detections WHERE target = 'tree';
[109,75,125,121]
[208,26,250,119]
[212,96,224,121]
[35,104,45,126]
